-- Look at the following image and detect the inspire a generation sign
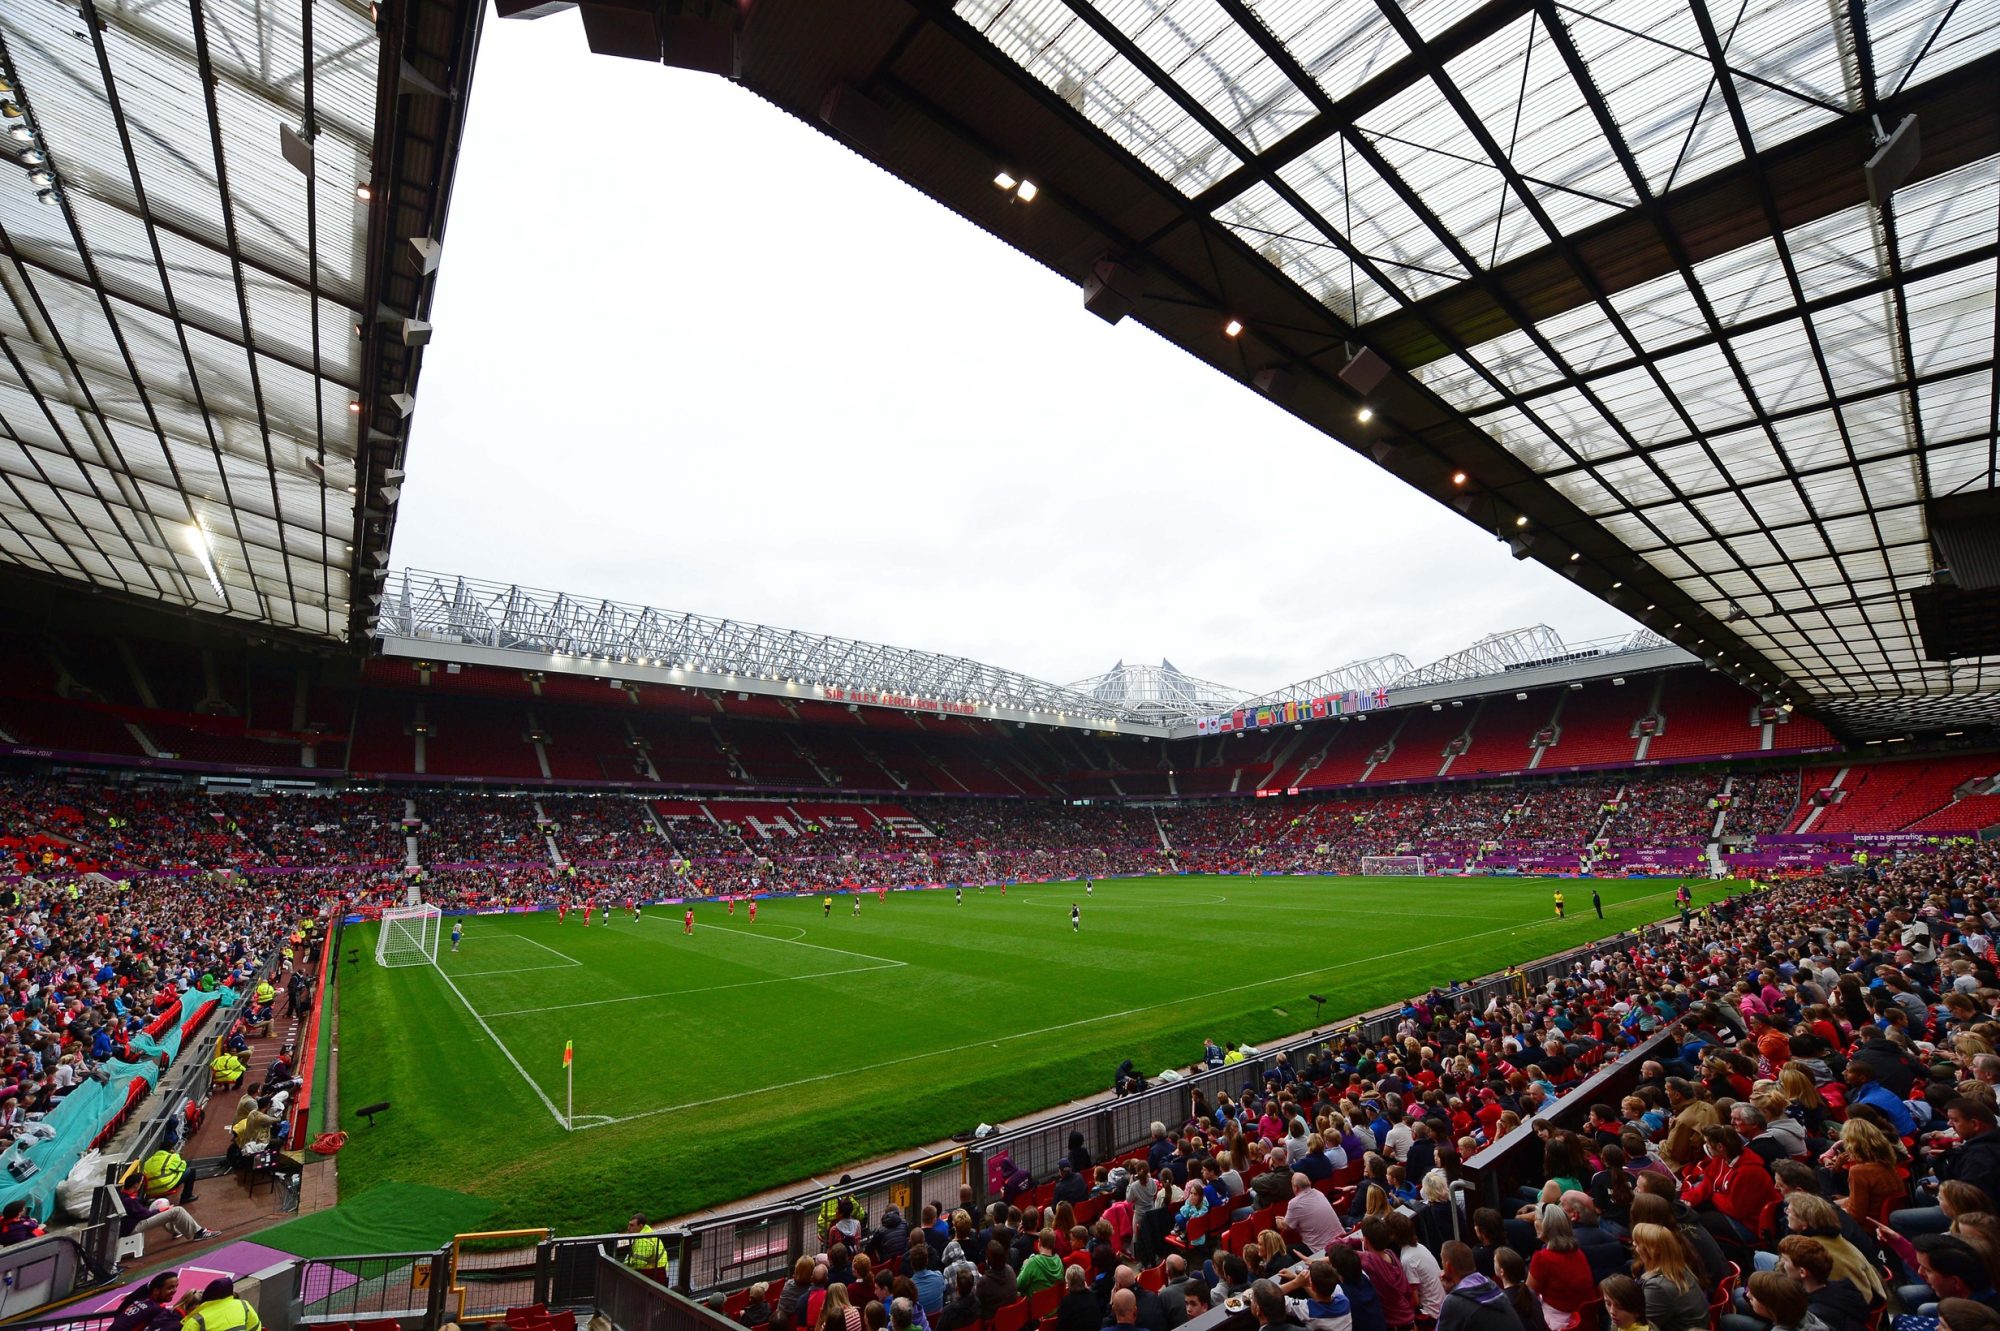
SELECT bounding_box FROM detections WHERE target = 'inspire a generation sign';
[1195,687,1394,735]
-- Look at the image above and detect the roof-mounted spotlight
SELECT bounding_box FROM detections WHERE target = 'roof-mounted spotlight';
[1356,406,1373,423]
[993,171,1017,190]
[1223,318,1244,338]
[1451,471,1468,486]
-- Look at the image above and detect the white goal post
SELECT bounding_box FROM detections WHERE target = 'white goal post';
[1360,855,1426,876]
[377,902,443,967]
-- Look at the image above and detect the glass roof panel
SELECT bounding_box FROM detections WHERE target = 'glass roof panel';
[0,0,371,636]
[957,0,1246,194]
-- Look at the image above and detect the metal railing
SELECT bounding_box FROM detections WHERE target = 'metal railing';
[674,1150,966,1297]
[1460,1022,1687,1207]
[295,1249,448,1325]
[595,1255,741,1331]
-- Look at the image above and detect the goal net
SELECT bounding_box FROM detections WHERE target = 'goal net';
[1360,855,1426,876]
[377,903,443,968]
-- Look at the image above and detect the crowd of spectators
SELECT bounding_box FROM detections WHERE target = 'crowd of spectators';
[691,839,2000,1331]
[0,861,329,1171]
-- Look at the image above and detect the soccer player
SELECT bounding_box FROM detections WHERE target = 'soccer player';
[584,902,595,927]
[823,896,833,919]
[557,900,568,925]
[877,884,886,903]
[954,887,963,905]
[1071,903,1081,933]
[1553,889,1566,919]
[1086,878,1093,896]
[747,899,757,924]
[1592,888,1603,919]
[726,895,735,915]
[851,895,861,918]
[631,899,641,924]
[450,920,463,953]
[683,907,694,936]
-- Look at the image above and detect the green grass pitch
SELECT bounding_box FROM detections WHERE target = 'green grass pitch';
[333,874,1713,1237]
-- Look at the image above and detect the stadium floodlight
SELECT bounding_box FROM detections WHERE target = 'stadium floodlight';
[1223,318,1244,338]
[1515,514,1529,527]
[1015,180,1039,202]
[183,521,225,599]
[1452,471,1467,485]
[1357,406,1373,422]
[994,171,1017,190]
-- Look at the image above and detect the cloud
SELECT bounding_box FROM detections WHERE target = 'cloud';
[392,12,1639,694]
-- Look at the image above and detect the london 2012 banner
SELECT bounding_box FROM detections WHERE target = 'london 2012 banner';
[1193,687,1393,735]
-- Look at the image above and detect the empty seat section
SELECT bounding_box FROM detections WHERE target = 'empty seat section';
[1541,683,1641,768]
[1452,691,1556,777]
[421,699,541,779]
[1646,675,1760,760]
[1365,708,1464,782]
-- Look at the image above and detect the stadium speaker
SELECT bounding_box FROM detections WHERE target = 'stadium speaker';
[1927,487,2000,589]
[1252,366,1296,403]
[820,84,889,156]
[278,123,314,176]
[1864,115,1920,209]
[1338,345,1390,394]
[1507,533,1536,560]
[1083,258,1142,325]
[1912,580,2000,661]
[661,12,739,75]
[410,236,442,274]
[401,319,432,348]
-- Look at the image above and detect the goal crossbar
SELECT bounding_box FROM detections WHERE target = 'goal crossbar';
[1359,854,1426,876]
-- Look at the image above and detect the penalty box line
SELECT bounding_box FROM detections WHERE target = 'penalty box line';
[638,913,909,968]
[427,958,571,1129]
[449,933,584,977]
[484,958,907,1017]
[566,883,1684,1132]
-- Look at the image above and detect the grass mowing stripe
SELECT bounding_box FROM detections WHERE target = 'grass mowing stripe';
[569,881,1680,1130]
[485,959,908,1017]
[336,874,1715,1231]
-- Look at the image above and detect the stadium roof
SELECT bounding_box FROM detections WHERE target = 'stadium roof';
[0,0,478,643]
[378,567,1695,732]
[503,0,1999,738]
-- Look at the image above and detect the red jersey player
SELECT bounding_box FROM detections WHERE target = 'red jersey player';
[726,895,735,916]
[682,906,695,935]
[877,884,887,903]
[583,901,595,927]
[557,900,568,924]
[747,899,757,924]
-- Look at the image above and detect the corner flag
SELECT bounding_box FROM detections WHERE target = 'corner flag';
[564,1040,575,1132]
[563,1040,573,1067]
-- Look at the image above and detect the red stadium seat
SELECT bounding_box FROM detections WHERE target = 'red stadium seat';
[992,1298,1032,1331]
[1139,1266,1166,1293]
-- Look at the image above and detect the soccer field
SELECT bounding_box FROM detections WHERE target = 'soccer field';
[333,874,1711,1236]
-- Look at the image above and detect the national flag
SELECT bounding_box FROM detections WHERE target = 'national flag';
[563,1040,573,1068]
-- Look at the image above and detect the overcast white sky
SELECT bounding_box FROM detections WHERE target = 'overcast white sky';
[393,8,1640,692]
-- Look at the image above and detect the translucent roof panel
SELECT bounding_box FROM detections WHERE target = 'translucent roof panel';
[0,0,371,638]
[952,0,2000,724]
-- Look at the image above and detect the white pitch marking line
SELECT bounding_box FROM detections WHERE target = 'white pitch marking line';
[517,935,582,964]
[450,933,585,976]
[640,912,908,968]
[426,958,569,1129]
[568,884,1682,1132]
[484,959,906,1017]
